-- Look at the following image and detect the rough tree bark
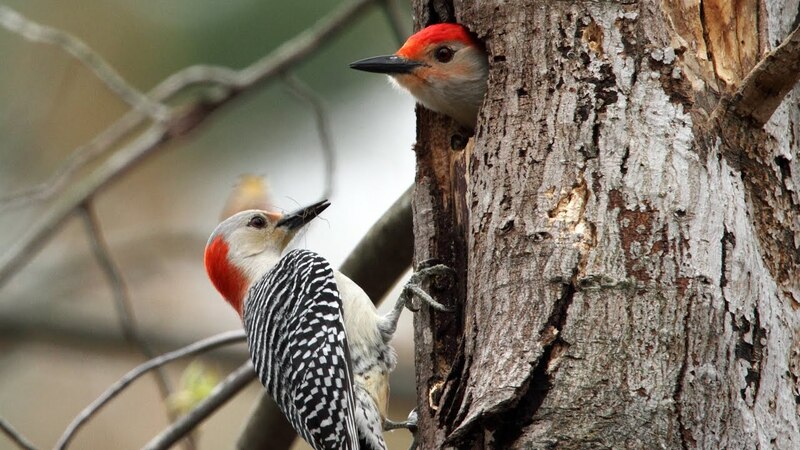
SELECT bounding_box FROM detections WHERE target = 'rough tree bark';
[411,1,800,449]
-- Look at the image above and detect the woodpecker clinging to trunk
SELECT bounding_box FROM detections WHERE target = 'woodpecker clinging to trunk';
[350,23,488,130]
[204,200,451,449]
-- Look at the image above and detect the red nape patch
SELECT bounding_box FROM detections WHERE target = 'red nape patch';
[397,23,478,58]
[204,235,247,316]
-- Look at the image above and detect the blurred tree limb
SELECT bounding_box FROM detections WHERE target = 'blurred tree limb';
[55,330,246,450]
[0,6,167,120]
[379,0,411,43]
[281,75,336,200]
[78,204,194,449]
[0,0,377,288]
[237,185,413,449]
[143,362,256,450]
[0,417,36,450]
[0,307,249,364]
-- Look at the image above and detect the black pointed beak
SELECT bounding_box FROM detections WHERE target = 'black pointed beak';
[349,55,425,74]
[275,200,331,230]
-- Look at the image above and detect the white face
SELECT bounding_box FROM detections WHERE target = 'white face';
[208,209,295,281]
[228,212,287,256]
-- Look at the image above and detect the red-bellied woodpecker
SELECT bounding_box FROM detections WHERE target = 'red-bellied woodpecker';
[350,23,488,129]
[204,200,452,449]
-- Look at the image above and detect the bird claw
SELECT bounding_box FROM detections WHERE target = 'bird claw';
[411,260,456,291]
[384,409,419,450]
[416,258,443,271]
[406,259,456,304]
[404,263,455,313]
[380,264,455,339]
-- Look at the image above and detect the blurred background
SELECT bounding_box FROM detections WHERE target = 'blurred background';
[0,0,419,448]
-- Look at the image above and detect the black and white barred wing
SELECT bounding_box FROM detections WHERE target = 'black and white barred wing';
[243,249,359,450]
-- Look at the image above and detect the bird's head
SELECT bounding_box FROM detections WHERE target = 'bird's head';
[204,199,330,315]
[350,23,488,129]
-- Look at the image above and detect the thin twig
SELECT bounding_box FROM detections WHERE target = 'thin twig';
[77,203,195,449]
[0,306,249,364]
[282,74,336,200]
[0,66,240,212]
[0,0,376,212]
[143,362,256,450]
[0,124,168,288]
[77,203,161,363]
[0,0,378,289]
[236,186,414,450]
[378,0,410,44]
[54,330,246,450]
[0,418,37,450]
[237,0,376,88]
[0,111,144,211]
[0,6,167,120]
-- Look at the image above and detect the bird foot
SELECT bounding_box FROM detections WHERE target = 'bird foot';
[403,261,455,313]
[384,409,419,450]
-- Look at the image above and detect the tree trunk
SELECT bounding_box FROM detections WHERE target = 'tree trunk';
[411,1,800,448]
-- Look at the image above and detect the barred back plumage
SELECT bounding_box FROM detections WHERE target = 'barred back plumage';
[243,249,359,450]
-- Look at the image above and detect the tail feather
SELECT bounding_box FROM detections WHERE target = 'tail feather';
[354,385,387,450]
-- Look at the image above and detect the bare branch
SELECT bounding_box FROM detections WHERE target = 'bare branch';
[78,203,161,362]
[713,24,800,126]
[0,110,145,211]
[0,307,249,364]
[0,0,378,289]
[55,330,246,450]
[143,363,256,450]
[237,0,375,88]
[149,65,243,99]
[77,203,196,448]
[0,124,168,288]
[237,186,414,450]
[0,6,167,120]
[0,66,238,213]
[378,0,411,44]
[282,74,336,200]
[0,418,37,450]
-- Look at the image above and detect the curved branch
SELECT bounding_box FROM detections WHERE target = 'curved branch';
[0,305,249,365]
[0,0,378,289]
[0,418,37,450]
[236,186,413,450]
[378,0,411,44]
[0,65,238,212]
[282,74,336,200]
[77,204,192,447]
[143,363,256,450]
[0,124,168,288]
[0,110,144,211]
[0,6,167,120]
[54,330,246,450]
[78,204,166,368]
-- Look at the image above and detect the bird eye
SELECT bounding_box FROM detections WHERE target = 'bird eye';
[434,46,454,63]
[247,215,267,229]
